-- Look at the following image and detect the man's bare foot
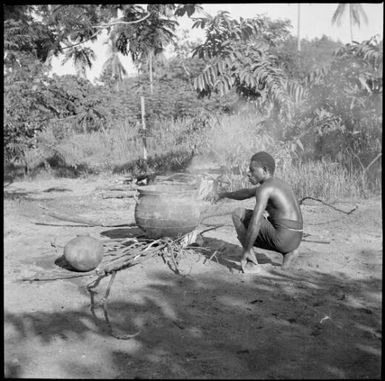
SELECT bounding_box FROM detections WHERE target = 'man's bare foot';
[243,262,272,274]
[282,249,299,270]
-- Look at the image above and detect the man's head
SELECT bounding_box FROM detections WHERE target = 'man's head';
[248,151,275,185]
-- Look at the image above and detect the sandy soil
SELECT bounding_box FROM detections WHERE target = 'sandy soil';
[4,174,382,379]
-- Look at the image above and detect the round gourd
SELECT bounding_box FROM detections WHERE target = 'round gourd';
[63,235,104,272]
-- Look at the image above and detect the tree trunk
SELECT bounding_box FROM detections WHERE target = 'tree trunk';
[297,3,301,52]
[349,4,354,42]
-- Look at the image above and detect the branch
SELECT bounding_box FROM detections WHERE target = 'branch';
[61,12,151,50]
[299,196,358,215]
[35,222,103,227]
[348,148,365,171]
[198,224,226,235]
[61,31,101,50]
[93,13,151,29]
[38,205,135,227]
[363,152,382,174]
[348,149,381,177]
[302,239,330,244]
[19,272,94,282]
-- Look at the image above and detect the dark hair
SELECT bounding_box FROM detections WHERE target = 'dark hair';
[250,151,275,175]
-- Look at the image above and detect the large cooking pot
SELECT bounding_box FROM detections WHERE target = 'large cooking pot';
[134,184,201,239]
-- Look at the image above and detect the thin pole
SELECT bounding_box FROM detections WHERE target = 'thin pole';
[149,51,153,95]
[140,96,148,161]
[349,4,353,42]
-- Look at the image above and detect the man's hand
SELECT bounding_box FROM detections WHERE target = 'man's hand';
[241,249,258,273]
[213,191,225,204]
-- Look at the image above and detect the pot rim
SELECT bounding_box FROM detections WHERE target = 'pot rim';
[137,184,198,197]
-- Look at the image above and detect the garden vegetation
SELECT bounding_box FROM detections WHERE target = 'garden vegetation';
[4,4,382,200]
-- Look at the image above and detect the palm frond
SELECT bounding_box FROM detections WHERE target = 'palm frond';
[331,4,347,26]
[350,5,361,27]
[356,4,368,25]
[351,4,369,27]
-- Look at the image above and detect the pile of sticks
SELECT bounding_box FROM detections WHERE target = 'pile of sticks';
[96,230,213,279]
[98,237,169,275]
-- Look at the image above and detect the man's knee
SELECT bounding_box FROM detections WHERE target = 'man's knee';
[232,207,246,224]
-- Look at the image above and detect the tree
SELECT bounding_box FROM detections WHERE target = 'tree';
[100,33,128,91]
[3,4,201,160]
[61,46,96,79]
[115,5,176,94]
[191,11,301,119]
[331,3,368,42]
[101,4,203,94]
[273,35,342,80]
[298,36,382,179]
[4,4,201,82]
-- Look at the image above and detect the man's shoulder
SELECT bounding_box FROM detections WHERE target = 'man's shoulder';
[261,177,286,187]
[255,179,276,197]
[259,177,290,193]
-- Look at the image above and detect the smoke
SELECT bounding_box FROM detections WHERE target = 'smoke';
[189,111,275,175]
[183,110,280,200]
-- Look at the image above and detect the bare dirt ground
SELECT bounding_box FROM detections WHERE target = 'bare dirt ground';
[4,174,382,379]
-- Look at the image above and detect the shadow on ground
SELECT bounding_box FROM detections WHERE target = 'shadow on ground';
[4,155,100,188]
[202,237,282,269]
[5,246,382,378]
[100,227,144,239]
[3,189,39,201]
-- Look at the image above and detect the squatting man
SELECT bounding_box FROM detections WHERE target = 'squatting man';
[215,151,303,273]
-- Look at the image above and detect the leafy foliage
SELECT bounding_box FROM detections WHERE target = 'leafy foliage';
[284,36,383,190]
[62,47,96,78]
[191,11,301,119]
[273,35,343,80]
[190,10,381,190]
[4,57,56,160]
[3,4,202,161]
[4,68,111,162]
[4,4,382,196]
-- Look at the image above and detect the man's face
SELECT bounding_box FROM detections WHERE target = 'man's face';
[247,161,266,185]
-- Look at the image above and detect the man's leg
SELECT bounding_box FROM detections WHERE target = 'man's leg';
[281,249,300,269]
[231,207,249,247]
[231,208,258,265]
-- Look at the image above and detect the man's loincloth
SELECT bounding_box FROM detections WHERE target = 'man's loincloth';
[242,209,303,254]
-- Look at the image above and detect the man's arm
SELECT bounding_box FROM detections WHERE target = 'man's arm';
[219,187,258,201]
[241,186,270,271]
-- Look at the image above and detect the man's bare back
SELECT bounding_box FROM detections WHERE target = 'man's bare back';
[256,177,302,224]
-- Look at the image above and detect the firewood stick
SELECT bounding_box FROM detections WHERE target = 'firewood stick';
[97,244,167,274]
[19,272,95,282]
[101,271,116,307]
[302,239,330,244]
[204,250,220,264]
[38,205,135,227]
